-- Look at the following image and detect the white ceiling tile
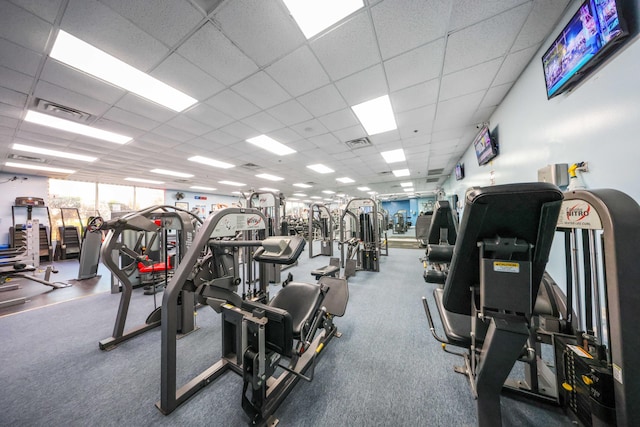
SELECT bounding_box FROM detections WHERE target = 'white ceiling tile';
[433,91,484,131]
[384,38,445,92]
[0,115,19,128]
[308,133,340,149]
[396,104,436,138]
[17,128,76,145]
[215,0,304,66]
[289,138,316,152]
[231,71,291,110]
[0,39,42,76]
[369,129,401,146]
[268,127,303,144]
[185,103,234,129]
[150,53,224,100]
[61,0,169,71]
[152,123,198,142]
[92,117,146,139]
[0,1,51,52]
[470,105,496,126]
[332,125,366,143]
[440,58,502,101]
[267,99,313,126]
[166,115,213,137]
[9,0,63,24]
[310,11,380,80]
[241,112,284,134]
[290,119,329,139]
[449,0,529,31]
[335,64,387,106]
[115,93,177,122]
[137,132,182,148]
[480,83,512,109]
[493,45,538,86]
[220,121,258,140]
[390,79,439,113]
[266,46,330,97]
[0,102,22,120]
[100,0,203,47]
[205,89,260,120]
[443,3,530,74]
[0,65,33,94]
[40,59,126,104]
[33,80,111,117]
[372,0,451,59]
[102,107,160,132]
[318,108,359,132]
[512,0,570,51]
[201,129,238,146]
[297,84,347,117]
[177,22,258,85]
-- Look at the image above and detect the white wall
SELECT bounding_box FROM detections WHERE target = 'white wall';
[0,173,50,245]
[164,189,239,220]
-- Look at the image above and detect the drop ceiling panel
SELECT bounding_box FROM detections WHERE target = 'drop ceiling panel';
[115,93,177,122]
[493,45,538,86]
[512,0,570,51]
[220,121,258,140]
[384,38,446,92]
[0,115,19,129]
[232,71,291,110]
[433,91,484,131]
[177,22,258,86]
[0,102,22,120]
[40,60,126,104]
[372,0,451,59]
[206,89,260,120]
[396,105,436,137]
[297,84,347,117]
[9,0,63,24]
[290,119,329,139]
[166,115,214,137]
[184,103,234,129]
[61,0,169,71]
[480,83,512,108]
[33,80,112,117]
[0,39,42,76]
[439,58,502,101]
[150,53,224,100]
[267,99,313,127]
[152,123,198,142]
[0,65,33,94]
[449,0,529,31]
[267,127,302,144]
[310,12,380,81]
[100,0,203,47]
[215,0,304,67]
[102,106,160,132]
[241,112,284,134]
[266,46,330,97]
[335,65,388,106]
[0,1,51,52]
[443,4,530,74]
[201,129,238,146]
[332,125,366,143]
[390,79,439,113]
[318,108,359,132]
[92,117,146,139]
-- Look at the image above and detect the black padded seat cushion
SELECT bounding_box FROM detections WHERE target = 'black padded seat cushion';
[269,281,322,338]
[434,287,487,347]
[426,244,454,263]
[311,265,339,277]
[427,200,457,245]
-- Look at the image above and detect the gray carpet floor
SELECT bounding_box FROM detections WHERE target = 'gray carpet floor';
[0,246,573,426]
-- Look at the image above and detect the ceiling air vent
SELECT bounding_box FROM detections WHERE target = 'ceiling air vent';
[377,171,392,176]
[427,168,444,176]
[35,99,92,122]
[345,137,372,150]
[173,179,192,183]
[240,162,261,170]
[8,153,47,163]
[426,178,440,183]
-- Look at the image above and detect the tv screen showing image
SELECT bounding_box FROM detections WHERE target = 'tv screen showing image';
[473,127,498,166]
[542,0,628,99]
[455,163,465,180]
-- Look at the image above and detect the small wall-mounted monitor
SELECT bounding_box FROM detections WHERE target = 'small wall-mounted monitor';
[473,126,498,166]
[542,0,628,99]
[455,163,465,180]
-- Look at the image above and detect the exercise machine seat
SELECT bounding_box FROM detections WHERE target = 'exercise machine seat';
[269,281,322,339]
[311,264,339,279]
[442,183,563,316]
[137,258,172,273]
[426,245,454,263]
[427,201,458,245]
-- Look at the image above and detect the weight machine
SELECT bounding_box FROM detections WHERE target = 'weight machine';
[339,198,380,275]
[308,203,333,258]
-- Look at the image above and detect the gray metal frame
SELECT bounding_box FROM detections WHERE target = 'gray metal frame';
[308,203,333,258]
[339,198,380,272]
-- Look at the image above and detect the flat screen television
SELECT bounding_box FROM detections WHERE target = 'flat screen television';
[473,126,498,166]
[542,0,628,99]
[455,163,465,180]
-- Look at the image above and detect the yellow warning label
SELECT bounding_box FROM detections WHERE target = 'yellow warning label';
[567,344,593,359]
[493,261,520,273]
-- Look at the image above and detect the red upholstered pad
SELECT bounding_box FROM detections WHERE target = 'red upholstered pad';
[137,259,172,273]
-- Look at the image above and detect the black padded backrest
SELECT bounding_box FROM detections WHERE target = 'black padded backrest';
[253,235,306,265]
[427,201,458,244]
[415,213,433,241]
[241,299,294,358]
[442,183,563,315]
[269,281,322,339]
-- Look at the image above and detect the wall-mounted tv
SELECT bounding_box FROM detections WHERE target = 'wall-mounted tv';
[455,163,465,180]
[542,0,628,99]
[473,126,498,166]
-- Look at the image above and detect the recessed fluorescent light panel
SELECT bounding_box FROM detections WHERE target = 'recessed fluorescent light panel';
[403,188,414,192]
[367,191,377,195]
[259,187,279,192]
[322,190,335,194]
[310,196,322,199]
[293,183,312,188]
[392,169,410,177]
[282,0,364,39]
[191,186,216,191]
[150,168,194,178]
[246,135,296,156]
[381,149,405,164]
[24,110,131,144]
[256,173,284,181]
[288,198,300,201]
[400,182,413,187]
[351,95,397,136]
[50,30,196,112]
[124,177,164,184]
[357,186,370,191]
[336,177,354,183]
[219,180,245,187]
[293,193,307,197]
[5,162,75,174]
[307,164,334,174]
[188,156,234,169]
[12,143,97,162]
